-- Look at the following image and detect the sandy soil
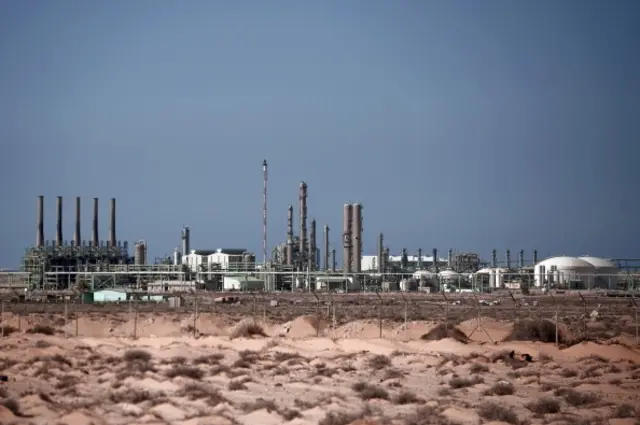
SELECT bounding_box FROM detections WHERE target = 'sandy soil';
[1,311,639,425]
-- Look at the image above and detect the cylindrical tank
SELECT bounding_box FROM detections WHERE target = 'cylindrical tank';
[491,249,497,268]
[417,248,423,269]
[181,226,190,256]
[506,250,511,269]
[173,248,181,265]
[432,248,438,272]
[519,250,524,268]
[134,241,146,265]
[377,233,384,273]
[447,249,453,268]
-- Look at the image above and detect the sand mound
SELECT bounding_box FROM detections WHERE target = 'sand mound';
[421,323,469,344]
[335,320,388,339]
[279,315,325,338]
[229,318,268,339]
[458,318,512,343]
[505,319,572,344]
[562,341,640,363]
[391,321,437,340]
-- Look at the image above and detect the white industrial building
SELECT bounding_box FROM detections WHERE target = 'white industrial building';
[222,275,264,291]
[475,267,510,289]
[579,256,619,288]
[182,248,254,272]
[534,256,599,289]
[315,275,361,292]
[361,255,448,271]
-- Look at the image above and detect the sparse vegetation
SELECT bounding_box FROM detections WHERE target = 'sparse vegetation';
[368,354,391,370]
[352,382,389,400]
[506,319,569,344]
[421,324,469,343]
[526,397,561,414]
[553,388,600,406]
[164,365,204,380]
[229,321,267,339]
[478,402,520,424]
[484,381,515,396]
[449,375,484,389]
[26,325,55,335]
[393,390,422,404]
[613,403,636,418]
[470,363,489,374]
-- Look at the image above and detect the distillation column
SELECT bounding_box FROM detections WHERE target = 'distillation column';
[92,198,99,247]
[286,205,294,265]
[342,203,353,273]
[109,198,116,248]
[323,225,330,271]
[74,197,81,246]
[298,182,308,268]
[56,196,63,247]
[36,195,44,247]
[351,203,362,273]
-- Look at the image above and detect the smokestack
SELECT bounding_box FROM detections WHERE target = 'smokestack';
[506,249,511,269]
[323,225,330,271]
[74,197,81,246]
[92,198,99,247]
[448,249,453,268]
[331,249,336,271]
[533,249,538,264]
[286,205,294,265]
[351,203,362,273]
[37,196,44,247]
[342,203,353,273]
[432,248,439,272]
[309,219,317,270]
[56,196,63,247]
[377,233,384,273]
[298,182,308,266]
[109,198,116,247]
[401,248,408,269]
[519,249,524,268]
[417,248,423,269]
[182,226,190,256]
[491,249,497,268]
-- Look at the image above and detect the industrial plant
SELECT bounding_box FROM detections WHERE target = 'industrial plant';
[0,159,638,300]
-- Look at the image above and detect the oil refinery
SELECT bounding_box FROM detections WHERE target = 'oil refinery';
[0,159,638,299]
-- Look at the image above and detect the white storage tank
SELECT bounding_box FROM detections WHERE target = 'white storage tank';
[579,256,618,289]
[534,256,596,289]
[438,270,461,285]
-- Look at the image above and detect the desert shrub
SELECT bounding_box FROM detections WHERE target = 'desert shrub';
[368,354,391,370]
[520,281,530,295]
[437,387,452,396]
[484,381,515,396]
[470,363,489,374]
[383,368,404,380]
[450,375,483,389]
[232,359,252,369]
[526,397,561,414]
[393,390,422,405]
[123,349,152,363]
[613,403,636,418]
[280,409,301,421]
[227,380,248,391]
[177,383,226,404]
[506,319,570,344]
[0,325,18,337]
[164,365,203,380]
[478,402,520,424]
[109,388,156,404]
[1,398,23,416]
[241,398,277,413]
[229,320,267,339]
[319,411,365,425]
[273,352,302,362]
[352,382,389,400]
[26,325,55,336]
[560,369,578,377]
[553,388,599,406]
[193,353,224,365]
[421,324,469,344]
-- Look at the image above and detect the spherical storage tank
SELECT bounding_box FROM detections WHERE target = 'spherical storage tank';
[438,270,461,284]
[579,256,618,289]
[534,256,596,289]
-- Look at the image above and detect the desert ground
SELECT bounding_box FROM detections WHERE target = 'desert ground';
[0,295,639,425]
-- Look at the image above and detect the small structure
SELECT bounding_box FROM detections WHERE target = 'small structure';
[315,275,361,292]
[93,289,127,303]
[579,256,619,289]
[223,274,264,291]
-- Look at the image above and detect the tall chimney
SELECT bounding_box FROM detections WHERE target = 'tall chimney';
[351,203,362,273]
[298,182,308,267]
[417,248,423,269]
[342,203,353,273]
[331,249,336,272]
[506,249,511,269]
[447,249,453,268]
[519,249,524,268]
[533,249,538,264]
[56,196,63,247]
[309,219,317,270]
[286,205,294,265]
[182,226,190,256]
[92,198,99,246]
[323,225,330,271]
[433,248,439,272]
[491,249,497,268]
[377,233,384,273]
[74,197,81,246]
[36,196,44,247]
[109,198,116,247]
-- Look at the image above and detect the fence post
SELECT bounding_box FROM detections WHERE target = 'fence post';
[328,291,335,339]
[631,296,638,347]
[312,290,320,337]
[64,298,68,338]
[261,291,267,324]
[507,290,517,323]
[252,292,257,319]
[578,292,587,339]
[193,297,198,337]
[375,289,382,339]
[550,293,558,347]
[442,292,449,331]
[400,291,408,341]
[469,292,494,343]
[1,299,4,338]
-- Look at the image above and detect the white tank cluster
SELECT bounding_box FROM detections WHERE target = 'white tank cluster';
[534,256,618,289]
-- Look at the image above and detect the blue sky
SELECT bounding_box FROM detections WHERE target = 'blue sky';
[1,0,639,267]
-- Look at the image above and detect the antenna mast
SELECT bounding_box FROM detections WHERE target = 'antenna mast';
[262,159,268,266]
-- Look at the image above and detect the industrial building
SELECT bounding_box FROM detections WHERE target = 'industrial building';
[533,256,619,289]
[181,249,255,272]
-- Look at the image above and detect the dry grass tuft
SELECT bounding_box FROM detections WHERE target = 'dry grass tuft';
[241,398,277,413]
[560,368,578,378]
[273,352,303,362]
[553,388,600,406]
[526,397,561,414]
[470,363,489,374]
[421,324,469,344]
[450,375,484,389]
[165,365,204,380]
[383,368,405,380]
[319,411,366,425]
[484,381,515,396]
[368,354,391,370]
[229,321,267,339]
[352,382,389,400]
[393,390,422,405]
[176,383,226,405]
[123,349,152,363]
[193,353,224,365]
[0,325,18,337]
[26,325,55,335]
[477,402,520,424]
[1,398,25,417]
[613,403,636,418]
[228,380,248,391]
